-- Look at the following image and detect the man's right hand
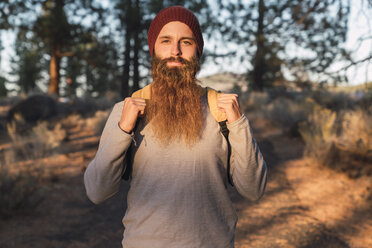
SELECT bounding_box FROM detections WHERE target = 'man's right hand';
[119,97,146,133]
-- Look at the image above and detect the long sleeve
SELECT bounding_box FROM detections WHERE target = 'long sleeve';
[84,101,133,204]
[227,114,267,201]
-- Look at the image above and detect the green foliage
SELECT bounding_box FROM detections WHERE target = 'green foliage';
[215,0,350,90]
[0,1,30,30]
[83,36,121,95]
[4,0,109,96]
[9,30,44,93]
[33,0,73,48]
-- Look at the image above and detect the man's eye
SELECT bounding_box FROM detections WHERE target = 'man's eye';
[161,40,170,43]
[183,40,192,45]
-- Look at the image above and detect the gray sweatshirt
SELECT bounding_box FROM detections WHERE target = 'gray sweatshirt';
[84,94,267,248]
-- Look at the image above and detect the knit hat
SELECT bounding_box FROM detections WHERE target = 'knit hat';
[148,6,204,57]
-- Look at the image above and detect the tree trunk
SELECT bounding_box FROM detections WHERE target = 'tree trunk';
[132,0,140,92]
[121,1,132,98]
[121,35,131,98]
[252,0,265,91]
[48,49,61,95]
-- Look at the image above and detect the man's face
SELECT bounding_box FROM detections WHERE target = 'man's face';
[154,21,198,68]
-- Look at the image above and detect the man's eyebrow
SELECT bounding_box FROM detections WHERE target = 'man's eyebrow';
[158,36,195,40]
[158,35,172,39]
[180,37,195,41]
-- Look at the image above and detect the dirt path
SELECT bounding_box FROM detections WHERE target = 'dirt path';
[1,113,371,248]
[234,114,372,248]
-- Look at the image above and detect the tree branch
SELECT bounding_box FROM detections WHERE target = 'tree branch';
[297,0,322,25]
[331,55,372,73]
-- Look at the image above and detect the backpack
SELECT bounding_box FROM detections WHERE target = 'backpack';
[122,84,234,186]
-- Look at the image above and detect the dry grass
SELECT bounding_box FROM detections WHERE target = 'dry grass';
[7,120,67,160]
[261,96,314,136]
[238,85,372,172]
[60,114,85,130]
[298,105,337,162]
[0,120,68,217]
[0,107,111,217]
[298,105,372,174]
[60,110,109,135]
[0,158,47,217]
[84,110,110,135]
[336,109,372,157]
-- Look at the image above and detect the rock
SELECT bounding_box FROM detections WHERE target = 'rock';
[6,95,58,134]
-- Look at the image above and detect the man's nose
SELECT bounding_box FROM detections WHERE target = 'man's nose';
[170,41,181,56]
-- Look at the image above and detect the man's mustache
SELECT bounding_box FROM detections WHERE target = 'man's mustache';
[161,57,188,64]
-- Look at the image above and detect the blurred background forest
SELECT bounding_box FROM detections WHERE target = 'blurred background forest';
[0,0,372,247]
[0,0,371,97]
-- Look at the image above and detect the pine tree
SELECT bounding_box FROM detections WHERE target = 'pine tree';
[215,0,350,90]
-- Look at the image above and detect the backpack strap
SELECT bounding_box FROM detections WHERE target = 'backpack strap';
[205,87,227,122]
[132,84,151,108]
[205,87,234,187]
[218,120,234,186]
[121,87,150,181]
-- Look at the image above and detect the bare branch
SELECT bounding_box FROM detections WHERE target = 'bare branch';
[331,55,372,73]
[297,0,322,25]
[206,51,236,58]
[357,34,372,41]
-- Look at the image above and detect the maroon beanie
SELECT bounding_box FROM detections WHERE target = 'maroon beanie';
[147,6,204,57]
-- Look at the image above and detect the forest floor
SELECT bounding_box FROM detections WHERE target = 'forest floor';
[0,108,371,248]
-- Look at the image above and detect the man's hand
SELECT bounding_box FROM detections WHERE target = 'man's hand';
[119,97,146,133]
[217,93,242,123]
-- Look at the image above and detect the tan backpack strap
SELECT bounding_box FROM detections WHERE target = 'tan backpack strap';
[207,87,227,122]
[131,83,152,99]
[131,83,152,107]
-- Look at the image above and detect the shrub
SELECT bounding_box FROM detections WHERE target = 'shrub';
[84,110,110,135]
[263,96,314,136]
[241,91,270,112]
[1,119,67,217]
[298,105,337,162]
[6,95,58,134]
[299,105,372,173]
[310,90,352,111]
[7,120,67,161]
[60,110,109,136]
[0,159,46,217]
[335,109,372,160]
[60,113,85,130]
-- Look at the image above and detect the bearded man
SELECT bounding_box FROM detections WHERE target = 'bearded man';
[84,6,267,248]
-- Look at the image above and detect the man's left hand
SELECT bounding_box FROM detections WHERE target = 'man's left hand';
[217,93,242,123]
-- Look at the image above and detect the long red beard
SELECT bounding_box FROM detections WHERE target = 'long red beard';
[146,56,203,146]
